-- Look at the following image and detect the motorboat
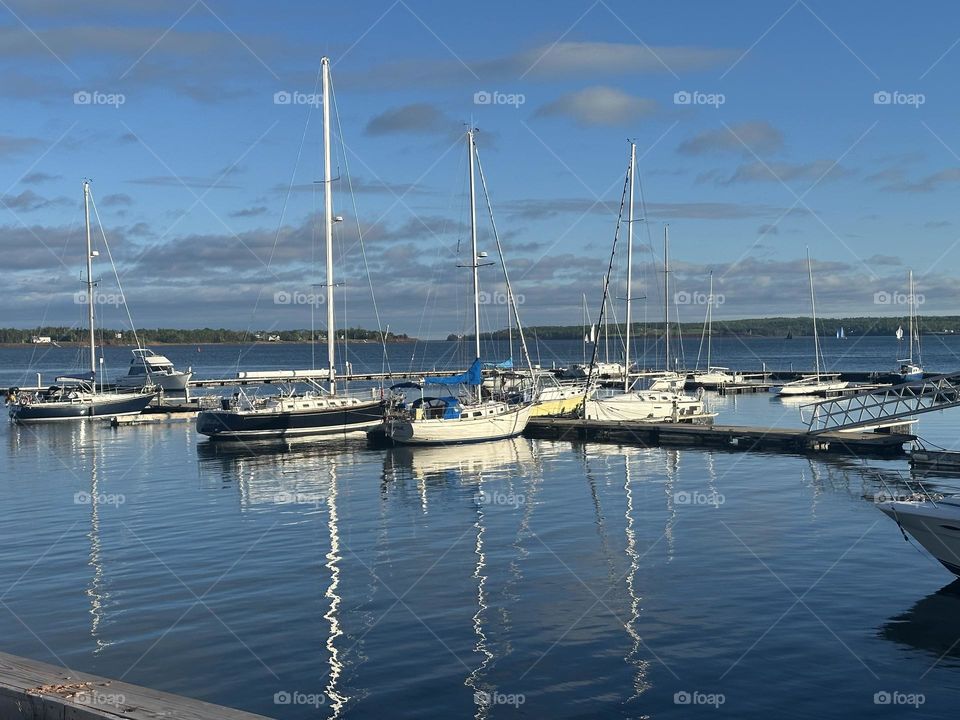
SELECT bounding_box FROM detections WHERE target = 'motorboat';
[116,348,192,392]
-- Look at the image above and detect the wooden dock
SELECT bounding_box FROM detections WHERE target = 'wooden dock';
[525,417,912,457]
[0,650,268,719]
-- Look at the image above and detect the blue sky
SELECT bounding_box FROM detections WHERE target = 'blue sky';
[3,0,960,337]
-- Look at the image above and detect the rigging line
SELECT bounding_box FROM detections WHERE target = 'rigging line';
[89,190,141,352]
[474,142,533,374]
[329,71,391,378]
[583,157,632,404]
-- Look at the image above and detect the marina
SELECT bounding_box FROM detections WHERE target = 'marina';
[6,3,960,718]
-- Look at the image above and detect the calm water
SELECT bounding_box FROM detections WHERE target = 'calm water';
[3,339,960,718]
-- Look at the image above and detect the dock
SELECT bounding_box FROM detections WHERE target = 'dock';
[0,650,268,719]
[524,417,912,457]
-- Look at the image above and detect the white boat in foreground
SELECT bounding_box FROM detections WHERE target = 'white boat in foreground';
[878,495,960,576]
[584,389,711,422]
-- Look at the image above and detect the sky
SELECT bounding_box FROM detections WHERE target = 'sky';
[2,0,960,339]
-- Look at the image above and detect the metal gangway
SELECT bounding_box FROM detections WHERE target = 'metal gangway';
[804,373,960,435]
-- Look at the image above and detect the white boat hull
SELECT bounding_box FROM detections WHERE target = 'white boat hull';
[387,403,533,445]
[584,391,708,422]
[878,497,960,575]
[770,380,849,396]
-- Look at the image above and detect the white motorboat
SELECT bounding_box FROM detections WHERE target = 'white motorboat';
[116,348,192,392]
[878,494,960,576]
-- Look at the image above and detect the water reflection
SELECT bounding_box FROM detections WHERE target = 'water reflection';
[87,431,110,654]
[324,461,346,716]
[623,454,651,698]
[880,581,960,666]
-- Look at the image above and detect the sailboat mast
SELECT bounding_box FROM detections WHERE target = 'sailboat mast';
[706,271,713,369]
[83,180,95,376]
[908,269,915,363]
[624,142,635,392]
[664,225,670,373]
[321,57,336,394]
[467,129,481,360]
[807,248,821,380]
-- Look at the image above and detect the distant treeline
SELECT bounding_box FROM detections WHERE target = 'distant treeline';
[458,315,960,341]
[0,327,413,344]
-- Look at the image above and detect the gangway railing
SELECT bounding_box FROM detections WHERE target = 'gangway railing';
[804,373,960,434]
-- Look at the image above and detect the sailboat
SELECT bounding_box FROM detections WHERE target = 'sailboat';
[897,270,923,382]
[770,250,848,397]
[584,143,709,423]
[7,181,157,423]
[836,326,846,340]
[196,57,384,440]
[689,271,740,389]
[384,130,533,445]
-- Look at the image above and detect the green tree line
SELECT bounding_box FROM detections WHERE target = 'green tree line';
[0,327,413,344]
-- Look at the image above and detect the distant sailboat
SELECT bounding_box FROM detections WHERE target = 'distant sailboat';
[896,270,923,381]
[836,327,846,340]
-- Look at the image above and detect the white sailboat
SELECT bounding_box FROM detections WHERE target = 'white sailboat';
[384,129,533,445]
[770,250,848,397]
[584,143,710,423]
[196,57,383,440]
[689,271,740,389]
[897,270,923,381]
[7,181,157,423]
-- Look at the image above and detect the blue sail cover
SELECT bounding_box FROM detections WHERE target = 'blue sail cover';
[425,358,482,386]
[484,358,513,370]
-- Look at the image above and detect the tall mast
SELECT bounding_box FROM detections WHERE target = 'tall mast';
[664,225,670,373]
[83,180,95,376]
[908,269,914,363]
[322,57,336,394]
[807,248,821,380]
[467,129,481,360]
[706,271,713,369]
[624,142,635,392]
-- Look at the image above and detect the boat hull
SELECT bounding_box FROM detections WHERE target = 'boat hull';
[878,499,960,576]
[116,371,192,392]
[196,399,384,440]
[584,393,708,422]
[9,392,156,423]
[386,404,533,445]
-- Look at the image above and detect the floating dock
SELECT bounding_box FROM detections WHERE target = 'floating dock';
[524,417,912,457]
[0,650,267,719]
